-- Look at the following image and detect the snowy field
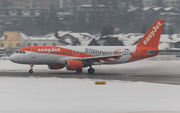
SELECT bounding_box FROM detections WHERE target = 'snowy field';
[0,59,180,113]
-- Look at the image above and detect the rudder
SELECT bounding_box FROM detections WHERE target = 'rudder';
[137,20,164,48]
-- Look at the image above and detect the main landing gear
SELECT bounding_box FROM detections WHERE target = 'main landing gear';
[88,68,95,74]
[75,67,95,74]
[88,65,95,74]
[29,64,34,74]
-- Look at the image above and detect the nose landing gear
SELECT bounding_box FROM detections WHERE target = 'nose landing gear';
[29,64,34,74]
[29,69,33,73]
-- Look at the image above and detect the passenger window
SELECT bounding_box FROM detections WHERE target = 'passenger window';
[19,51,22,54]
[23,51,25,54]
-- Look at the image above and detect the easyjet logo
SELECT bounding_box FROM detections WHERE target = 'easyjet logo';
[37,48,60,52]
[143,21,162,45]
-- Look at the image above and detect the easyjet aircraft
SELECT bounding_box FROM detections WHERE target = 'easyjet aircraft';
[10,20,164,74]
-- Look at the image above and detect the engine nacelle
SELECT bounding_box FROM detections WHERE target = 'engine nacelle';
[65,60,83,70]
[48,64,64,70]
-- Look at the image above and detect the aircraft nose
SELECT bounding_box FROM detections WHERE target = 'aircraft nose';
[9,55,16,62]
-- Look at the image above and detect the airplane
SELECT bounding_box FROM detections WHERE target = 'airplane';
[10,20,164,74]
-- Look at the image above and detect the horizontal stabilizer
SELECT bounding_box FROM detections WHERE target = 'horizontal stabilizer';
[148,49,180,55]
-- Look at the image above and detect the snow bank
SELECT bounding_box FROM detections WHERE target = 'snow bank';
[0,60,180,112]
[0,77,179,113]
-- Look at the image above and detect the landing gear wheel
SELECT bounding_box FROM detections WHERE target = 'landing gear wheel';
[29,69,33,73]
[29,64,34,74]
[76,69,82,74]
[88,68,95,74]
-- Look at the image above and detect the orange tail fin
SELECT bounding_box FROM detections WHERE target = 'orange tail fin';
[137,20,164,48]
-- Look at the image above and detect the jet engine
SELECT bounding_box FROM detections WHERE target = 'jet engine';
[48,64,64,70]
[65,60,83,70]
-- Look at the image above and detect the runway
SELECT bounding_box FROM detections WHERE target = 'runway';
[1,71,180,85]
[1,58,180,85]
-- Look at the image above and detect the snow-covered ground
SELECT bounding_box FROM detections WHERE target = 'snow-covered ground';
[1,60,180,113]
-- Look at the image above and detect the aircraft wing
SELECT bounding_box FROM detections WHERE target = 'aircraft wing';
[68,54,122,61]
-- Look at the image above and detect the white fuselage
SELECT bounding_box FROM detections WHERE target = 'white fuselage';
[10,46,138,65]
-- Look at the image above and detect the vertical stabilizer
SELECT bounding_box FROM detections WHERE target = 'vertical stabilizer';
[137,20,164,48]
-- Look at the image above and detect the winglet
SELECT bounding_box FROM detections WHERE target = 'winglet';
[137,20,164,48]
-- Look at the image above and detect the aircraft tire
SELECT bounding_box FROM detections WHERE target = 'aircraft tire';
[29,69,33,73]
[88,68,95,74]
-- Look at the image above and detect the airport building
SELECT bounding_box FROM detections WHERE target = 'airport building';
[0,32,67,52]
[0,32,21,50]
[0,31,97,53]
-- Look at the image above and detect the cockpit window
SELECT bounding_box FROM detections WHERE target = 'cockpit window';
[16,51,25,54]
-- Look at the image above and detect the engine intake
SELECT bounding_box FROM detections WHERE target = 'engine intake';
[65,60,83,70]
[48,64,64,70]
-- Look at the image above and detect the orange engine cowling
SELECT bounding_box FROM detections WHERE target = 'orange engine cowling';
[48,64,64,70]
[65,60,83,70]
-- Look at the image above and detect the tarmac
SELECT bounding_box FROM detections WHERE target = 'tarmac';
[1,71,180,85]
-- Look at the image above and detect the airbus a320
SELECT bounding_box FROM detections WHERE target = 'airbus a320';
[10,20,164,74]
